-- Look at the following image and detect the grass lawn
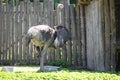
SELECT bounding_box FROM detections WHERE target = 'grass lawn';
[0,66,120,80]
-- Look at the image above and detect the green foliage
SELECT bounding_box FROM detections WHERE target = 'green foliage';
[49,60,68,68]
[0,69,120,80]
[54,0,60,3]
[70,0,76,4]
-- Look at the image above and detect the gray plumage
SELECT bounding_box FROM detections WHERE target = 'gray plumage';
[25,25,71,71]
[26,25,71,48]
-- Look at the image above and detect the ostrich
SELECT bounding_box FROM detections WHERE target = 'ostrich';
[25,25,71,71]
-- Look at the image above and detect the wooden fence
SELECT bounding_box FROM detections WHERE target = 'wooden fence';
[86,0,116,71]
[0,0,86,67]
[0,0,117,71]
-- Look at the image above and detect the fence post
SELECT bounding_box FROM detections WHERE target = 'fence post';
[98,0,105,71]
[80,5,86,67]
[110,0,116,71]
[76,5,82,66]
[64,0,72,66]
[0,0,2,62]
[70,4,77,65]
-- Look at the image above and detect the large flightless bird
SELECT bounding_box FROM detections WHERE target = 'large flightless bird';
[25,25,71,71]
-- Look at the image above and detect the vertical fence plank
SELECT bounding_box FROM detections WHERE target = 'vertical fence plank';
[6,1,10,62]
[104,0,111,71]
[98,0,105,71]
[61,0,67,62]
[4,2,7,63]
[22,0,29,63]
[11,1,15,64]
[64,0,72,66]
[95,1,100,70]
[26,1,30,64]
[47,0,54,64]
[86,2,94,70]
[1,2,3,64]
[76,6,82,66]
[28,1,34,64]
[19,1,23,64]
[18,1,22,64]
[80,5,86,67]
[9,2,13,64]
[0,0,1,62]
[15,0,19,63]
[39,3,43,24]
[70,4,77,65]
[93,1,100,70]
[0,1,2,62]
[51,10,56,62]
[43,0,48,25]
[2,4,5,62]
[110,0,116,71]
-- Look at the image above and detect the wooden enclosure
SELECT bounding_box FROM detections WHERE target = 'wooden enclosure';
[0,0,86,67]
[86,0,116,71]
[115,0,120,71]
[0,0,119,71]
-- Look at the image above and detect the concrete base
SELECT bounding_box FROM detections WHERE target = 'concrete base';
[2,66,16,72]
[44,66,60,71]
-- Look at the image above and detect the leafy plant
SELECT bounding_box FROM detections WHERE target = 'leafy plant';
[49,60,68,68]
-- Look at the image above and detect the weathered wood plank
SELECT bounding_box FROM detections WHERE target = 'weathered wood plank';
[6,1,11,61]
[0,0,2,61]
[0,0,3,62]
[47,0,54,64]
[64,0,72,66]
[18,2,23,64]
[98,0,105,71]
[86,2,95,70]
[80,5,86,67]
[22,0,29,63]
[38,3,43,24]
[110,0,116,71]
[14,0,19,63]
[11,1,15,64]
[92,1,96,70]
[2,5,5,61]
[70,4,77,65]
[43,0,49,25]
[49,1,55,63]
[4,2,7,62]
[60,0,67,62]
[104,0,111,71]
[9,3,13,63]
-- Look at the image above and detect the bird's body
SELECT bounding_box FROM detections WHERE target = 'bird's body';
[26,25,56,48]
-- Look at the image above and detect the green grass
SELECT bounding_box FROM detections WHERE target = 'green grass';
[0,66,120,80]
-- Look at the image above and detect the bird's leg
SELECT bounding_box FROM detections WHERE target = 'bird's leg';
[35,46,40,58]
[40,45,47,72]
[40,38,54,72]
[34,46,40,64]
